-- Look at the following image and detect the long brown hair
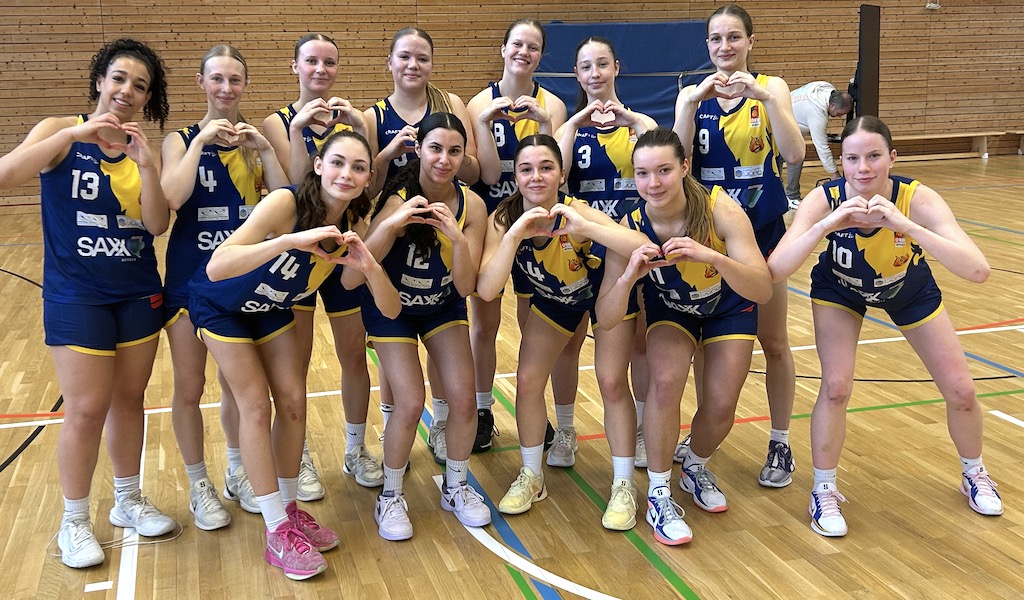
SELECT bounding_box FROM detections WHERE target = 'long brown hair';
[493,134,562,232]
[294,130,373,232]
[633,128,713,246]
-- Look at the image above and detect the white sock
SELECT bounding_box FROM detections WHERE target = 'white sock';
[960,455,984,473]
[813,467,837,486]
[554,403,575,430]
[635,400,645,431]
[445,458,469,488]
[226,447,243,472]
[346,421,366,453]
[770,429,790,445]
[521,444,544,475]
[433,397,449,423]
[257,491,287,531]
[648,469,671,496]
[383,464,405,496]
[612,455,634,483]
[278,477,298,506]
[682,449,710,472]
[476,391,495,410]
[63,495,90,520]
[113,475,140,504]
[185,461,209,486]
[380,402,394,428]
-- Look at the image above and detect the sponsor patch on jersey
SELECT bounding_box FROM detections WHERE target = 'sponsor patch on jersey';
[734,165,764,180]
[500,159,514,173]
[613,178,636,191]
[700,167,726,181]
[748,136,765,153]
[254,283,288,303]
[560,277,590,295]
[401,274,433,290]
[239,205,253,220]
[688,281,721,301]
[199,207,230,222]
[874,271,907,288]
[579,179,606,193]
[749,105,761,128]
[116,215,144,230]
[833,269,863,288]
[894,232,906,247]
[76,211,109,229]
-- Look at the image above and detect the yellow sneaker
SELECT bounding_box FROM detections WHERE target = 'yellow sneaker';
[602,478,638,531]
[498,466,546,514]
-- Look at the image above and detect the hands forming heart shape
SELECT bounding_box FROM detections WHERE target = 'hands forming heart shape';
[713,82,746,99]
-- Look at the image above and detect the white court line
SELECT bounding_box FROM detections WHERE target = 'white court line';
[113,414,145,600]
[990,410,1024,428]
[430,476,620,600]
[84,581,114,593]
[2,323,1021,433]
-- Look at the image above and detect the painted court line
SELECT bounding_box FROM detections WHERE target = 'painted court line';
[114,413,146,600]
[430,475,620,600]
[989,410,1024,428]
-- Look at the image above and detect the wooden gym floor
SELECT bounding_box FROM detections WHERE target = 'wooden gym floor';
[0,157,1022,599]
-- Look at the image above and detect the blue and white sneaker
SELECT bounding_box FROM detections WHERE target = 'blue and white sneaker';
[759,440,796,488]
[809,482,848,537]
[680,464,728,512]
[645,486,692,545]
[961,466,1003,516]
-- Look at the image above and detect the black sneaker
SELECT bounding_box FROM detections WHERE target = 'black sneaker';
[543,420,556,451]
[473,409,497,453]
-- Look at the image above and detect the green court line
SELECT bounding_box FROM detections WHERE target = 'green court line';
[962,231,1024,248]
[505,566,540,600]
[790,387,1023,420]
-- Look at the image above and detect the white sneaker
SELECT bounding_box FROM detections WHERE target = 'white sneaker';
[758,440,796,488]
[808,482,848,537]
[109,490,177,537]
[602,478,638,531]
[961,466,1003,516]
[297,451,325,502]
[546,427,578,467]
[498,466,547,514]
[679,463,729,513]
[427,420,448,465]
[646,486,692,545]
[375,492,413,541]
[634,430,648,469]
[441,483,492,527]
[190,478,231,531]
[344,445,384,488]
[58,514,104,568]
[224,465,260,513]
[672,435,691,464]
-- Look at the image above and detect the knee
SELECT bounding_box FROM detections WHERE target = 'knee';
[239,401,272,430]
[759,335,790,361]
[945,380,978,413]
[391,401,424,428]
[445,393,476,422]
[818,378,853,408]
[597,370,631,403]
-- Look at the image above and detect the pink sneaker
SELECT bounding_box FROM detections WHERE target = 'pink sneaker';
[264,522,327,581]
[287,502,339,551]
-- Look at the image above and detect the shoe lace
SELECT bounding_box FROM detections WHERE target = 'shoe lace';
[511,470,538,494]
[814,488,848,518]
[122,490,162,520]
[65,517,95,545]
[967,470,999,499]
[691,466,719,492]
[766,442,794,472]
[453,484,485,510]
[352,448,380,472]
[551,429,572,452]
[280,525,316,555]
[380,494,408,520]
[651,495,685,526]
[290,506,323,532]
[195,483,221,511]
[299,458,320,482]
[635,432,646,452]
[431,422,447,444]
[609,485,636,511]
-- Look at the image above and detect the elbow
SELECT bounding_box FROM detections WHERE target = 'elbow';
[205,260,227,283]
[381,302,402,320]
[969,262,991,284]
[754,283,774,305]
[784,147,806,165]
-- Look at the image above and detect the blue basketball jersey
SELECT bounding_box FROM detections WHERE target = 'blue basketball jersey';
[811,176,933,305]
[691,73,787,231]
[567,123,640,222]
[513,194,602,309]
[39,115,160,304]
[275,103,353,157]
[379,183,468,316]
[372,98,429,182]
[189,187,347,314]
[626,186,745,316]
[469,81,550,213]
[164,124,263,308]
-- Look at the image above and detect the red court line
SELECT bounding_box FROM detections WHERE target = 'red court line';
[957,316,1024,331]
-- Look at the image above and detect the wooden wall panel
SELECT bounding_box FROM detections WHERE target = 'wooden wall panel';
[1,0,1022,204]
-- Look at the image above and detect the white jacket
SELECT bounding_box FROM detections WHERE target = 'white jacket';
[791,81,838,174]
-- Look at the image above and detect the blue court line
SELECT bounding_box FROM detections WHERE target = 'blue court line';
[788,285,1024,378]
[419,409,563,600]
[957,218,1024,237]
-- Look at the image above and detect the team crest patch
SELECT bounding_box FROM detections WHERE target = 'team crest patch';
[704,264,719,278]
[749,136,765,153]
[893,254,910,268]
[568,257,583,272]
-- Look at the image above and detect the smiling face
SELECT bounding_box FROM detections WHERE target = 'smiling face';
[315,135,372,203]
[292,39,338,95]
[573,40,618,101]
[198,55,247,115]
[501,23,544,77]
[95,56,152,121]
[633,144,688,207]
[388,34,433,92]
[841,129,896,198]
[514,144,563,207]
[416,126,464,185]
[706,14,754,73]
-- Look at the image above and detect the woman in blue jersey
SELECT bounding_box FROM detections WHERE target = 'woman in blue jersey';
[0,39,174,568]
[190,130,399,579]
[768,116,1002,537]
[672,3,805,489]
[161,45,289,530]
[263,33,381,500]
[597,128,772,545]
[364,26,481,465]
[343,113,490,541]
[554,36,658,478]
[465,18,568,453]
[476,134,648,522]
